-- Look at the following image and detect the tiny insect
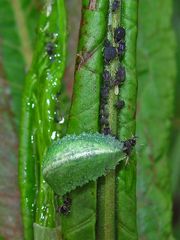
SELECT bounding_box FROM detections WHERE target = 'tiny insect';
[103,127,111,135]
[57,197,72,216]
[114,100,125,110]
[111,67,126,87]
[100,109,109,118]
[117,41,126,57]
[103,70,111,86]
[114,27,126,43]
[100,116,109,126]
[45,42,55,56]
[104,40,117,64]
[123,136,137,156]
[112,0,120,12]
[101,97,108,105]
[101,86,109,98]
[115,66,126,84]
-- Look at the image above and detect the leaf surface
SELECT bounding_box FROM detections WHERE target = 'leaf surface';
[136,0,176,239]
[116,1,138,239]
[0,0,38,239]
[61,1,109,239]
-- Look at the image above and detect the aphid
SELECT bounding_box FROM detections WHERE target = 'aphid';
[117,41,126,57]
[111,67,126,88]
[100,116,109,126]
[101,86,109,98]
[112,0,120,12]
[104,40,117,64]
[46,42,55,56]
[103,127,111,135]
[57,204,70,215]
[100,109,109,118]
[123,136,137,156]
[57,197,72,216]
[101,97,108,105]
[114,27,126,43]
[103,70,111,86]
[63,197,72,207]
[115,66,126,85]
[114,100,125,110]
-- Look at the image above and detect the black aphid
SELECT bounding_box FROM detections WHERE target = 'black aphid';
[123,137,137,156]
[112,0,120,12]
[115,66,126,84]
[103,70,111,86]
[57,204,70,216]
[117,41,126,57]
[101,86,109,98]
[100,108,109,118]
[103,127,111,135]
[100,116,109,126]
[114,27,125,43]
[46,42,55,56]
[101,97,108,105]
[114,100,125,110]
[63,197,72,207]
[57,197,72,216]
[104,40,117,64]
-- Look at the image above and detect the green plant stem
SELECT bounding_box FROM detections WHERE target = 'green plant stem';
[97,0,121,239]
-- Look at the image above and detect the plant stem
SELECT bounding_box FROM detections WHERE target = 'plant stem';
[97,0,121,239]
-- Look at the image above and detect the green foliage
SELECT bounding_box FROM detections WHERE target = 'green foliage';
[137,0,176,239]
[19,0,67,239]
[0,0,38,239]
[171,0,180,238]
[0,0,38,129]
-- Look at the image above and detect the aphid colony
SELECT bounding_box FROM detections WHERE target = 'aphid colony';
[100,23,126,136]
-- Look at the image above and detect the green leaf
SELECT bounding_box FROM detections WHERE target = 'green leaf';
[116,1,138,239]
[0,0,38,239]
[171,0,180,196]
[0,0,38,129]
[19,0,67,239]
[136,0,176,239]
[43,133,126,196]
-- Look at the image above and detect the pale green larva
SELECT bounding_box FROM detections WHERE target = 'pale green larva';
[43,133,129,196]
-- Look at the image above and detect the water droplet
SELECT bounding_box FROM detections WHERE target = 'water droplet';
[59,117,65,124]
[51,131,56,140]
[31,135,34,144]
[46,99,50,105]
